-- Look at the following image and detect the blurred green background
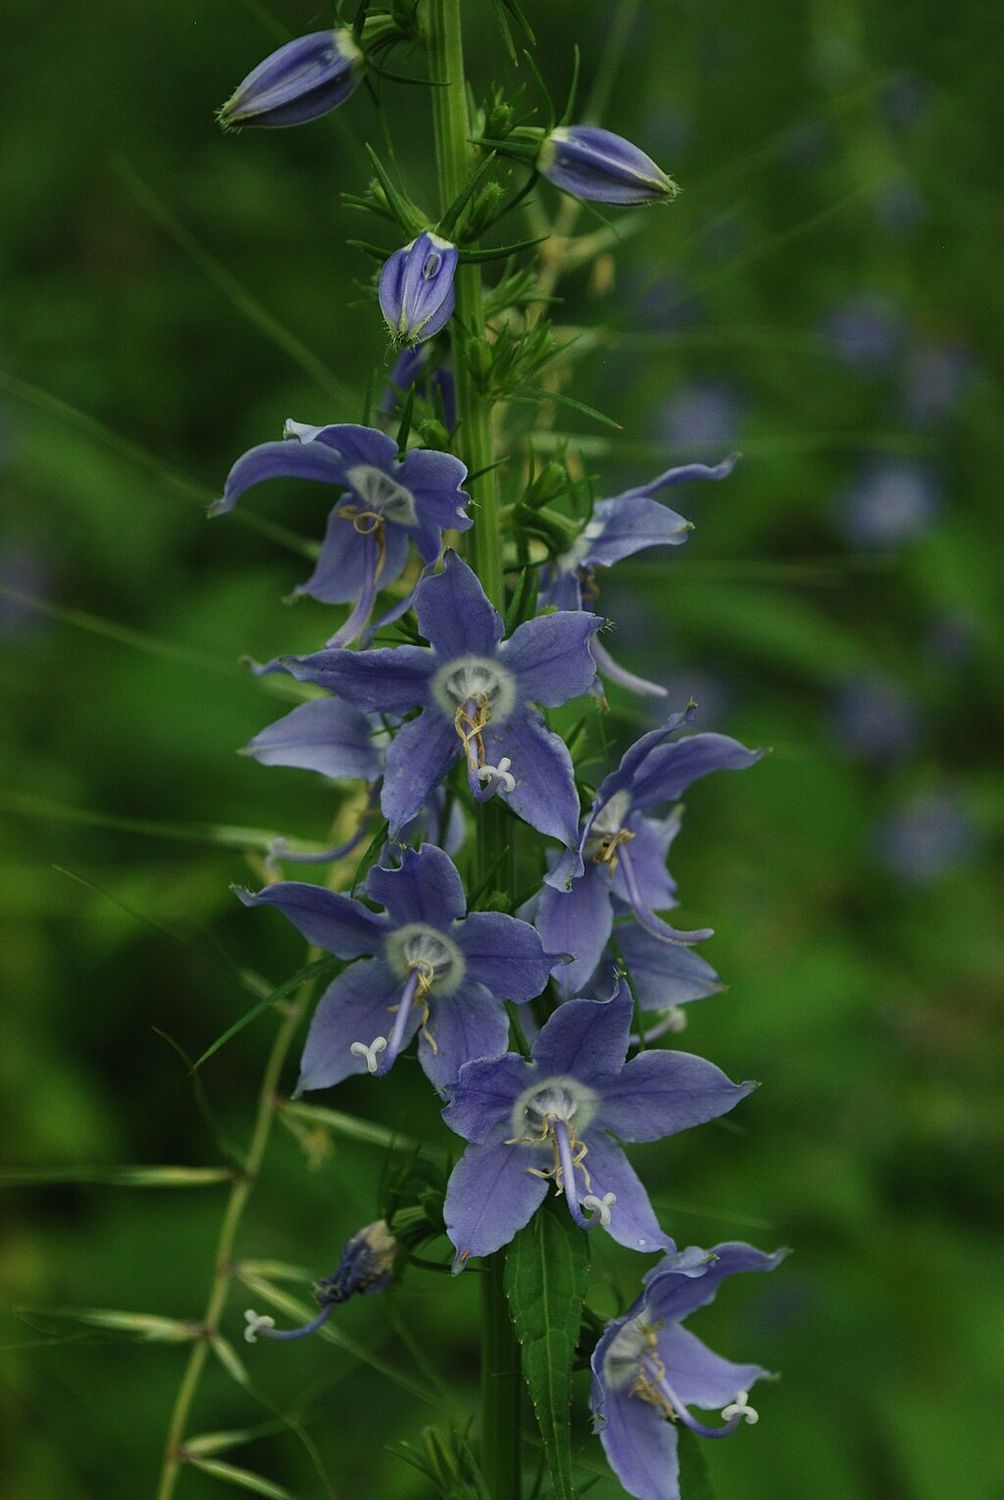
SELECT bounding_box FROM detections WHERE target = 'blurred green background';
[2,1,1002,1496]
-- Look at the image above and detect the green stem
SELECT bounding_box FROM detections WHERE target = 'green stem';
[428,3,522,1495]
[154,966,317,1500]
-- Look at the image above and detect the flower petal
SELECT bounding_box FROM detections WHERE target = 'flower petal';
[658,1324,768,1411]
[531,985,633,1082]
[455,911,553,1001]
[442,1052,535,1143]
[616,922,724,1008]
[591,1360,680,1500]
[579,1131,672,1252]
[398,449,472,533]
[629,732,764,814]
[534,869,613,999]
[643,1242,789,1327]
[306,423,400,470]
[234,881,386,957]
[621,454,737,500]
[296,960,409,1092]
[210,437,347,517]
[421,980,510,1089]
[365,842,466,927]
[444,1141,549,1268]
[611,812,679,914]
[242,698,380,781]
[500,611,603,707]
[598,1050,755,1142]
[296,502,409,604]
[380,710,460,833]
[585,494,690,569]
[282,643,434,712]
[482,711,581,849]
[415,549,504,658]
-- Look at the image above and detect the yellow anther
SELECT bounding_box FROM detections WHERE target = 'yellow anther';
[453,693,492,774]
[593,826,635,875]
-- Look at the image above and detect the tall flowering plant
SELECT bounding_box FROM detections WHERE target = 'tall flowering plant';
[156,6,785,1498]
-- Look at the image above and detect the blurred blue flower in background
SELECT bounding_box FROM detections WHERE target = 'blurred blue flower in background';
[830,674,920,766]
[823,294,903,371]
[876,791,976,883]
[839,459,940,549]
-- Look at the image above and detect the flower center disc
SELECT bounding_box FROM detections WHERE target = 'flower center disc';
[345,464,418,526]
[430,654,517,725]
[510,1075,600,1140]
[384,922,465,997]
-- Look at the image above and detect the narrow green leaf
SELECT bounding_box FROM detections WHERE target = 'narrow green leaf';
[510,387,623,432]
[676,1425,718,1499]
[211,1334,252,1389]
[185,1457,299,1499]
[0,1164,232,1189]
[192,955,341,1071]
[279,1099,430,1155]
[184,1427,267,1459]
[17,1305,200,1342]
[505,1197,590,1500]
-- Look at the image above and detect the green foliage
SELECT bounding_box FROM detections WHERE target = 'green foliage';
[505,1197,590,1500]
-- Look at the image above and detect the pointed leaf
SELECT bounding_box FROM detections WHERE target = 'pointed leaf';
[676,1425,718,1499]
[504,1197,589,1500]
[192,955,341,1071]
[18,1305,199,1342]
[185,1428,266,1459]
[185,1457,299,1499]
[211,1334,252,1389]
[279,1099,429,1155]
[0,1164,232,1188]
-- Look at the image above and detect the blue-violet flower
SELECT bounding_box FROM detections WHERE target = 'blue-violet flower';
[236,842,555,1090]
[591,1241,786,1500]
[219,30,362,130]
[244,1219,398,1344]
[379,232,459,346]
[538,126,678,206]
[442,980,754,1264]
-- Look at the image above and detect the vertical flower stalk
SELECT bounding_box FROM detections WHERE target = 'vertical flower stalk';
[426,2,521,1494]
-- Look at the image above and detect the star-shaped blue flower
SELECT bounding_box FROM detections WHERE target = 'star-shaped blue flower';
[591,1242,787,1500]
[441,980,754,1266]
[280,549,603,850]
[536,709,762,996]
[539,457,736,697]
[235,843,555,1090]
[210,422,472,646]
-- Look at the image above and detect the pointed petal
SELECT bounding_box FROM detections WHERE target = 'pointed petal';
[500,611,603,706]
[455,911,553,1001]
[658,1324,769,1411]
[296,503,409,604]
[532,985,633,1082]
[629,733,763,813]
[421,981,509,1089]
[297,960,411,1092]
[398,449,472,533]
[598,1049,754,1141]
[586,493,690,569]
[482,711,581,849]
[591,1369,680,1500]
[380,710,460,833]
[611,813,679,913]
[210,438,347,516]
[616,923,724,1009]
[580,1131,673,1252]
[621,454,737,499]
[643,1242,789,1326]
[591,635,668,698]
[534,870,613,998]
[307,423,399,469]
[415,550,504,658]
[442,1052,535,1143]
[282,643,434,711]
[365,842,467,927]
[242,698,380,781]
[444,1141,549,1267]
[234,881,386,957]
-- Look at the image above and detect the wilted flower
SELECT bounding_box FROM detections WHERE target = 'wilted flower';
[538,126,678,205]
[219,29,362,130]
[379,232,459,346]
[211,422,472,646]
[590,1242,786,1500]
[236,842,555,1090]
[244,1220,398,1344]
[442,981,754,1264]
[280,550,601,848]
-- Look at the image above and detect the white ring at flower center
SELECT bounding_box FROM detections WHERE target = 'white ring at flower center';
[384,922,466,997]
[510,1073,601,1140]
[345,464,418,526]
[430,654,517,725]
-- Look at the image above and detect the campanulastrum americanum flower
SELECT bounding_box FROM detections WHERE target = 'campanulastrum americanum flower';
[279,549,602,850]
[235,842,556,1090]
[538,126,679,206]
[379,232,459,346]
[442,981,755,1265]
[211,422,471,646]
[218,29,363,130]
[590,1242,786,1500]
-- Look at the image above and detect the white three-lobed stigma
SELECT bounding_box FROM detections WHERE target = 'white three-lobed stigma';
[721,1390,759,1425]
[476,756,516,793]
[351,1037,388,1074]
[243,1309,276,1343]
[582,1192,617,1226]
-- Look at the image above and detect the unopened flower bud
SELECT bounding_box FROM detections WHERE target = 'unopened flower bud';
[379,232,459,346]
[466,336,493,383]
[537,126,678,206]
[314,1219,399,1306]
[219,29,362,131]
[525,461,569,509]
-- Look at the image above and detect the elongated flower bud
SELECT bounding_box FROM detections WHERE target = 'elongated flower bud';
[379,232,459,345]
[219,29,362,130]
[538,126,678,205]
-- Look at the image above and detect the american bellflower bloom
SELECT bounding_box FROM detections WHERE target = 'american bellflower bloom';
[219,30,362,130]
[211,422,471,646]
[539,457,736,696]
[236,842,555,1090]
[379,232,459,345]
[538,711,761,994]
[591,1242,786,1500]
[442,982,754,1264]
[538,126,678,205]
[280,550,602,849]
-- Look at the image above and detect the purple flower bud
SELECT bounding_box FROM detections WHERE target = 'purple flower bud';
[537,126,678,206]
[379,232,459,345]
[219,29,362,130]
